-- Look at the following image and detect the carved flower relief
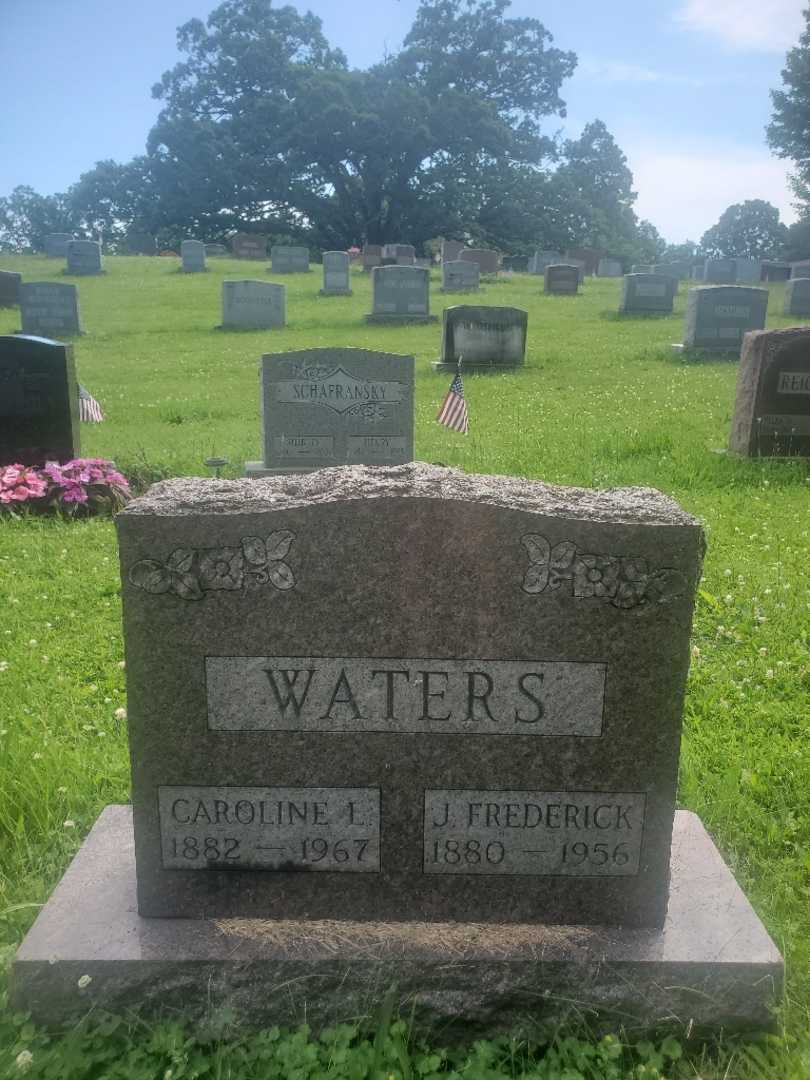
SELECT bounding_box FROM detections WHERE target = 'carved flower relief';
[130,531,296,600]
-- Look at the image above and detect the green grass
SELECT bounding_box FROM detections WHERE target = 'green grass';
[1,255,810,1078]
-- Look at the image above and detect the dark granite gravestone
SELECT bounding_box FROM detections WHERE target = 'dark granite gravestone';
[362,244,383,272]
[270,246,310,273]
[441,239,464,263]
[678,286,768,353]
[761,261,791,282]
[0,335,80,466]
[704,259,737,285]
[460,248,499,275]
[434,305,528,371]
[620,274,676,315]
[441,260,480,292]
[382,244,416,266]
[231,234,269,259]
[597,258,622,278]
[66,240,103,275]
[205,243,229,257]
[127,232,157,255]
[245,348,414,475]
[19,283,81,337]
[365,265,435,323]
[544,264,580,295]
[0,270,22,307]
[319,251,352,295]
[220,281,286,329]
[181,240,207,273]
[784,278,810,317]
[43,233,74,257]
[529,251,561,274]
[729,328,810,456]
[565,247,601,276]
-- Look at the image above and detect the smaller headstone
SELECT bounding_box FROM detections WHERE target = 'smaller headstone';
[231,234,268,259]
[0,335,80,466]
[362,244,383,272]
[730,327,810,456]
[441,240,464,263]
[704,259,737,285]
[529,251,561,274]
[220,280,286,330]
[126,232,157,256]
[205,243,229,257]
[365,265,436,323]
[734,259,761,284]
[679,286,768,353]
[43,233,74,258]
[270,246,310,273]
[791,260,810,279]
[0,270,22,307]
[459,248,499,275]
[433,305,528,371]
[620,274,676,315]
[544,264,580,295]
[19,282,81,337]
[181,240,207,273]
[319,251,352,295]
[761,261,791,282]
[597,258,622,277]
[441,260,480,292]
[783,278,810,317]
[245,348,414,476]
[66,240,103,276]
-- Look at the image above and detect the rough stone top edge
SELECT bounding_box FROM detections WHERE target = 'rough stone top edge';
[118,463,701,528]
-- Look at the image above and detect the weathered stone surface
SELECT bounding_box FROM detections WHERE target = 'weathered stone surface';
[43,233,74,257]
[0,269,22,307]
[19,282,81,337]
[544,264,580,295]
[441,240,464,263]
[116,463,703,925]
[0,334,80,466]
[231,234,268,259]
[441,260,479,292]
[681,286,768,352]
[620,274,676,315]
[66,240,103,275]
[220,280,286,330]
[366,265,435,323]
[459,248,499,275]
[597,258,622,278]
[319,251,352,295]
[783,277,810,317]
[244,347,414,475]
[271,246,310,273]
[10,805,783,1036]
[181,240,207,273]
[729,327,810,456]
[434,305,527,370]
[703,259,737,285]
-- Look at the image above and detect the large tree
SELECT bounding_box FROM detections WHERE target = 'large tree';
[768,9,810,210]
[0,186,75,252]
[700,199,787,259]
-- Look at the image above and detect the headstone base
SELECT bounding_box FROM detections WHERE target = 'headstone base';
[672,343,740,355]
[11,806,782,1037]
[319,289,353,296]
[244,460,319,477]
[364,314,437,324]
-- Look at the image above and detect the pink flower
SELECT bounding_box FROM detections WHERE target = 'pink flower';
[60,484,88,504]
[0,465,47,504]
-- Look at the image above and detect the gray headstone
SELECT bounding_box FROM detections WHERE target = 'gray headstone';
[221,280,286,330]
[597,258,622,278]
[19,282,81,337]
[734,259,761,284]
[319,251,352,295]
[181,240,207,273]
[43,233,74,258]
[760,261,790,282]
[0,269,22,307]
[784,277,810,317]
[459,248,499,275]
[791,260,810,279]
[115,464,704,925]
[654,262,690,283]
[127,232,157,256]
[382,244,416,265]
[0,334,80,466]
[703,259,737,285]
[681,286,768,352]
[544,264,580,295]
[362,245,382,273]
[270,246,310,273]
[365,265,435,323]
[205,243,229,257]
[66,240,103,276]
[565,247,601,276]
[529,251,561,275]
[244,348,414,476]
[620,274,676,315]
[434,305,528,371]
[441,240,464,263]
[441,260,480,292]
[730,327,810,456]
[231,234,268,259]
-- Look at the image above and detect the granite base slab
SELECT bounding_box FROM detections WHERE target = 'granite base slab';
[11,807,782,1038]
[364,314,437,324]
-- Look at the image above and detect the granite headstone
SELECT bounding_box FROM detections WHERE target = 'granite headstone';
[544,264,580,295]
[703,259,737,285]
[362,244,383,272]
[597,258,622,278]
[181,241,207,273]
[365,265,435,323]
[620,274,676,315]
[0,270,22,307]
[19,282,81,337]
[761,261,791,282]
[441,260,480,292]
[529,251,561,275]
[221,281,286,330]
[231,234,268,260]
[460,248,499,275]
[680,286,768,353]
[734,259,761,284]
[783,277,810,317]
[729,327,810,456]
[0,334,80,466]
[565,247,601,276]
[434,305,528,371]
[319,251,352,296]
[382,244,416,266]
[441,240,464,263]
[271,246,311,273]
[66,240,103,276]
[43,233,74,258]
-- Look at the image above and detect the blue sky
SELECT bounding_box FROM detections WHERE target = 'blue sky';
[0,0,805,242]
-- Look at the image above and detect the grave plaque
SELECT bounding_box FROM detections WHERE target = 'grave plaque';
[529,251,561,274]
[597,258,622,278]
[220,280,286,330]
[181,240,207,273]
[319,251,352,295]
[365,265,435,323]
[0,334,80,466]
[681,286,768,353]
[784,277,810,317]
[441,240,464,263]
[704,259,737,285]
[362,244,382,272]
[127,232,157,255]
[734,259,761,284]
[270,246,310,273]
[434,305,527,371]
[43,233,74,258]
[0,269,22,307]
[19,282,81,337]
[544,264,580,295]
[66,240,103,276]
[729,327,810,456]
[620,274,675,315]
[441,260,479,292]
[245,348,414,476]
[459,248,499,275]
[231,234,268,259]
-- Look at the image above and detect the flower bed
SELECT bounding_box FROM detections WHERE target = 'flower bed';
[0,459,130,515]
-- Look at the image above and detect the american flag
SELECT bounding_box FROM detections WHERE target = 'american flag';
[436,368,469,434]
[78,384,104,423]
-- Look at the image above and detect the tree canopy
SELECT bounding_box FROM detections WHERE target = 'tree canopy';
[699,200,787,259]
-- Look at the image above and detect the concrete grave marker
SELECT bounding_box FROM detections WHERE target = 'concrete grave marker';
[441,260,480,292]
[620,274,676,315]
[319,251,352,296]
[66,240,103,276]
[0,270,22,307]
[365,265,435,323]
[270,246,311,273]
[245,348,414,475]
[459,248,499,275]
[704,259,737,285]
[730,327,810,456]
[231,234,268,259]
[181,241,207,273]
[784,277,810,317]
[597,258,622,278]
[679,286,768,353]
[19,282,81,337]
[0,334,80,466]
[220,280,286,330]
[434,305,528,371]
[544,264,580,295]
[43,233,74,258]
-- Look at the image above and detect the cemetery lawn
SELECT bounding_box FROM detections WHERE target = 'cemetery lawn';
[1,255,809,1078]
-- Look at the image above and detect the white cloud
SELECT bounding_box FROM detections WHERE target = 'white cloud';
[675,0,805,53]
[626,143,798,242]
